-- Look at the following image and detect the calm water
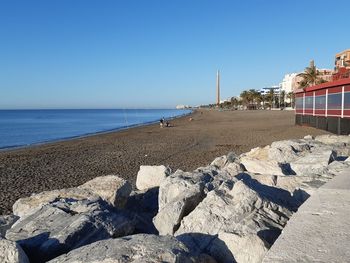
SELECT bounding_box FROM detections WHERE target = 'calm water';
[0,109,192,149]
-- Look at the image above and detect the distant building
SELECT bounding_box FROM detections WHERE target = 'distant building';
[335,49,350,69]
[281,73,302,93]
[333,49,350,81]
[176,105,190,109]
[259,85,280,95]
[281,69,333,94]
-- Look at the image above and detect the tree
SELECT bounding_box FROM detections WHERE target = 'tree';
[280,90,286,108]
[297,60,325,89]
[287,92,295,108]
[266,89,275,109]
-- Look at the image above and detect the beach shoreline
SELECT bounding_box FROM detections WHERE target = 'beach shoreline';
[0,109,193,152]
[0,110,329,215]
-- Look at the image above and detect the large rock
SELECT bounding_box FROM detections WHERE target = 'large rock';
[48,234,204,263]
[12,188,100,217]
[221,162,245,177]
[124,188,160,234]
[136,165,171,190]
[176,180,293,262]
[0,215,19,237]
[213,232,268,263]
[240,157,285,175]
[154,170,206,235]
[0,237,29,263]
[290,149,336,175]
[158,170,207,210]
[6,199,135,262]
[210,152,238,169]
[268,140,310,163]
[78,175,131,208]
[315,134,350,145]
[154,192,204,235]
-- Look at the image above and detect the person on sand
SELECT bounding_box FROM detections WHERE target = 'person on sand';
[165,121,170,127]
[159,118,164,128]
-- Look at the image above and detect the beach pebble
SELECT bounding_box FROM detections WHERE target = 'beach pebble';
[136,165,171,190]
[78,175,131,209]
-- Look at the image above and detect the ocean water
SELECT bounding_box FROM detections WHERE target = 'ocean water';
[0,109,192,149]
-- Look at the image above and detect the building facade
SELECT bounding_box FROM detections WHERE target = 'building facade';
[294,78,350,134]
[335,49,350,69]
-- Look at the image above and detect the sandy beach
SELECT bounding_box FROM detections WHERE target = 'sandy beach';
[0,110,328,215]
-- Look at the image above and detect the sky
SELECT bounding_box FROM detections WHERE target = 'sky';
[0,0,349,109]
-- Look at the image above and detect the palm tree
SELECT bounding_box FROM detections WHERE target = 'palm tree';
[267,89,275,109]
[240,90,250,107]
[297,60,326,89]
[280,90,286,108]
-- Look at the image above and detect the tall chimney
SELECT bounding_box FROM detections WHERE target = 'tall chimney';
[310,60,315,68]
[216,70,220,105]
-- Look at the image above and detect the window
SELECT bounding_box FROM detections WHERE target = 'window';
[344,92,350,109]
[328,93,342,109]
[305,96,313,109]
[295,97,303,110]
[315,96,326,109]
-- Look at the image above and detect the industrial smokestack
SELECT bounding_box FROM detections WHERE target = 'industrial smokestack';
[216,70,220,106]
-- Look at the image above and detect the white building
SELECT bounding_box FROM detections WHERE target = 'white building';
[281,73,298,94]
[259,85,281,95]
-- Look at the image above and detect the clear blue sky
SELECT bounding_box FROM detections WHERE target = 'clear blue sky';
[1,0,349,109]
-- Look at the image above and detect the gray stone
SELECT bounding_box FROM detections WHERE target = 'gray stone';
[158,170,206,210]
[315,134,350,145]
[210,155,229,168]
[304,135,314,140]
[240,157,285,175]
[124,188,160,234]
[12,188,100,217]
[290,149,336,176]
[0,215,19,237]
[222,162,245,177]
[210,152,238,168]
[153,191,204,235]
[78,175,131,208]
[6,199,134,262]
[0,237,29,263]
[136,165,171,190]
[154,170,206,235]
[48,234,200,263]
[268,140,310,163]
[176,180,293,262]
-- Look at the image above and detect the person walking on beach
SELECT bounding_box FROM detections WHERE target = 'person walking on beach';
[160,118,164,128]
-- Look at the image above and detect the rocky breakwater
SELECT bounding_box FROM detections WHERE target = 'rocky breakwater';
[0,134,349,263]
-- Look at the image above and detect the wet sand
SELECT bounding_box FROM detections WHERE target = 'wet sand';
[0,110,328,215]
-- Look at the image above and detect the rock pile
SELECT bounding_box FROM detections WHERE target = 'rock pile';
[1,134,349,263]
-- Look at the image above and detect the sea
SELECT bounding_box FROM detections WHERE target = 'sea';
[0,109,192,150]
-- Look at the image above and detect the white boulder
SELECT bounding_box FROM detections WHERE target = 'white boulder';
[78,175,131,208]
[12,188,100,217]
[136,165,171,190]
[0,237,29,263]
[47,234,203,263]
[175,180,293,262]
[6,199,135,262]
[290,149,336,175]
